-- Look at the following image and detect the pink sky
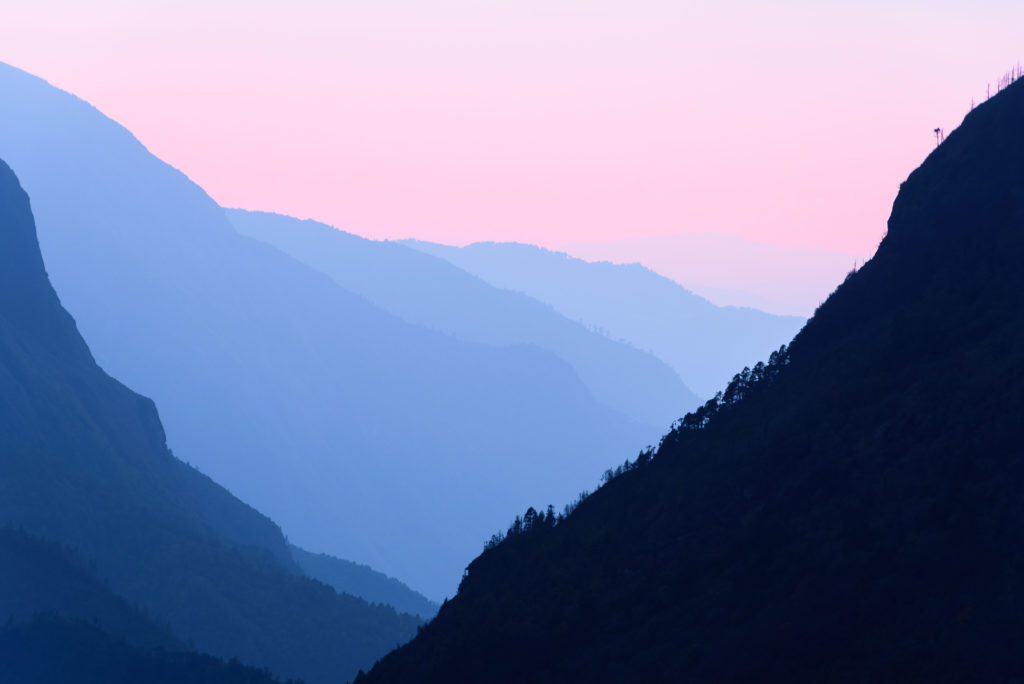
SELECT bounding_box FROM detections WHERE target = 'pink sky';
[2,1,1022,255]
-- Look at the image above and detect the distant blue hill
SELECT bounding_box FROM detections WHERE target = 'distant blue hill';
[0,61,654,600]
[403,240,805,399]
[226,209,699,429]
[290,545,438,620]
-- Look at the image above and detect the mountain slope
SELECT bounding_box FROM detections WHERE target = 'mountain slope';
[0,529,284,684]
[0,61,652,598]
[291,545,439,620]
[226,209,697,428]
[403,239,804,398]
[0,528,179,651]
[0,157,420,684]
[360,80,1024,682]
[0,616,283,684]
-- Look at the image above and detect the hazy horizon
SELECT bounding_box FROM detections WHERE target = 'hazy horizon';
[3,1,1022,266]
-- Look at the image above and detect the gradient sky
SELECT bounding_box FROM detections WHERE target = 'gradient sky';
[2,1,1022,255]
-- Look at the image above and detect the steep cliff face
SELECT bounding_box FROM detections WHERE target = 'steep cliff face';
[0,157,287,558]
[360,81,1024,683]
[0,158,420,684]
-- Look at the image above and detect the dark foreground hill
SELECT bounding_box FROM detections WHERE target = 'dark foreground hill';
[0,157,419,684]
[0,529,283,684]
[0,616,284,684]
[0,527,180,651]
[290,545,439,620]
[359,80,1024,683]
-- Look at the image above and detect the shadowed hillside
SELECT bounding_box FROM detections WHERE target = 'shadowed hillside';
[0,61,653,599]
[291,545,439,620]
[0,157,420,684]
[0,529,287,684]
[0,528,180,651]
[0,616,286,684]
[359,79,1024,683]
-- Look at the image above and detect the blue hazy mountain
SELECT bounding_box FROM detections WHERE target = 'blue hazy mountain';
[0,61,653,599]
[403,240,806,399]
[225,209,698,428]
[360,79,1024,682]
[0,157,420,683]
[290,545,439,620]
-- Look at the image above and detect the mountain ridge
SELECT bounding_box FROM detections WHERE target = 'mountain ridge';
[0,60,656,599]
[226,208,698,427]
[290,544,439,620]
[401,238,805,398]
[0,156,421,684]
[358,78,1024,683]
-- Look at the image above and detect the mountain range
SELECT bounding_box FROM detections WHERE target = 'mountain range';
[4,54,1010,684]
[224,212,802,403]
[0,156,420,683]
[0,61,667,599]
[402,239,805,399]
[0,60,812,599]
[224,209,698,428]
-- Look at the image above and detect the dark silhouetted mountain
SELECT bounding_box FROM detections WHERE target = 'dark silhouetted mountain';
[0,529,287,683]
[226,209,697,428]
[291,545,438,620]
[0,527,180,651]
[0,62,652,599]
[0,616,287,684]
[359,80,1024,683]
[402,239,805,398]
[0,157,419,683]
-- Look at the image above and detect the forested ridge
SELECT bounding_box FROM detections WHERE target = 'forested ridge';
[0,528,291,684]
[358,78,1024,683]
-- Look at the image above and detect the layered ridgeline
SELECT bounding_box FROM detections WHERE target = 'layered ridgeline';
[564,232,862,316]
[360,81,1024,682]
[0,529,280,684]
[0,528,180,652]
[0,62,656,599]
[1,616,280,684]
[402,240,804,399]
[290,545,439,620]
[0,158,419,683]
[226,209,698,427]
